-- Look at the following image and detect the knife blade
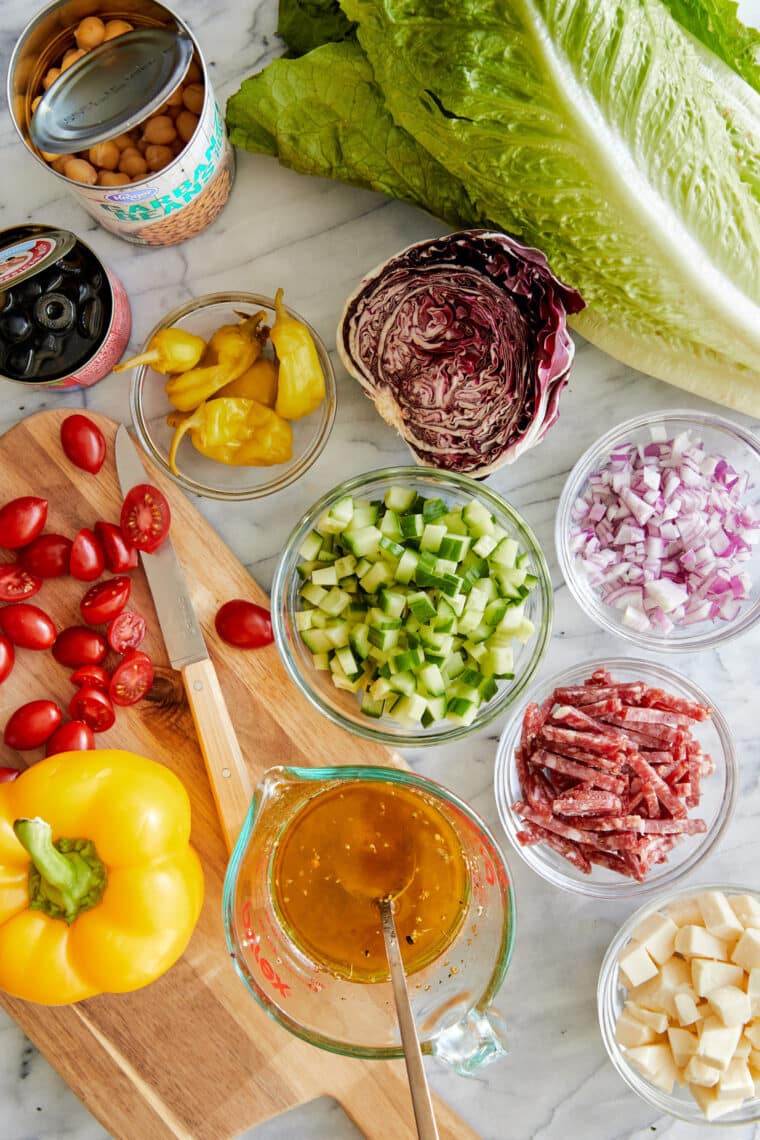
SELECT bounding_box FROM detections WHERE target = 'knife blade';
[115,425,252,851]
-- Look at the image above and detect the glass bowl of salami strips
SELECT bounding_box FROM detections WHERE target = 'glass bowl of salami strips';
[556,410,760,651]
[493,659,737,899]
[271,466,552,746]
[598,884,760,1123]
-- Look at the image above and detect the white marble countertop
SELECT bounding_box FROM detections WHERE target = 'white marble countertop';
[1,2,759,1138]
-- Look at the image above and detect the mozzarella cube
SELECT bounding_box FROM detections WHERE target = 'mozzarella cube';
[689,1084,746,1120]
[734,1035,751,1059]
[631,911,678,965]
[717,1058,755,1100]
[749,1048,760,1076]
[667,1026,698,1068]
[748,969,760,1017]
[674,924,729,961]
[697,1016,743,1071]
[729,894,760,929]
[684,1055,721,1087]
[707,985,752,1028]
[674,991,703,1027]
[698,891,745,942]
[615,1009,660,1048]
[625,1043,678,1093]
[666,896,703,927]
[744,1021,760,1049]
[732,928,760,972]
[691,958,745,997]
[618,941,658,988]
[624,1001,669,1034]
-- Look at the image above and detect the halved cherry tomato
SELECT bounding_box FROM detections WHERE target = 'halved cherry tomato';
[60,413,106,474]
[68,686,115,732]
[109,649,154,706]
[53,625,108,668]
[0,564,42,601]
[0,766,20,782]
[80,575,131,625]
[120,483,171,553]
[215,600,273,650]
[44,719,96,756]
[18,533,72,578]
[70,664,111,691]
[0,496,48,550]
[107,610,146,653]
[69,527,105,581]
[0,636,14,684]
[4,699,62,750]
[0,603,56,650]
[94,520,138,572]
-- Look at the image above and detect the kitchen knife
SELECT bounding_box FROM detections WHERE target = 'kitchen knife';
[115,424,252,851]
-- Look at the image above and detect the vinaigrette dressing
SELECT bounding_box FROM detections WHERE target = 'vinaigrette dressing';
[271,780,469,983]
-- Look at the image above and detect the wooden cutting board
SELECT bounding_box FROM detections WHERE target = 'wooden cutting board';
[0,410,481,1140]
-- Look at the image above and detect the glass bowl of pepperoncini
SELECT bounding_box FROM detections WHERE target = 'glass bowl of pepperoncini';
[127,292,337,500]
[223,764,515,1071]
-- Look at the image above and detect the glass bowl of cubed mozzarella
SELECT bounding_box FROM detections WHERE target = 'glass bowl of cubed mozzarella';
[598,885,760,1123]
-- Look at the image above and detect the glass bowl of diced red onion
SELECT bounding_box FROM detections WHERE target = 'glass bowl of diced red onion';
[555,411,760,651]
[493,659,737,900]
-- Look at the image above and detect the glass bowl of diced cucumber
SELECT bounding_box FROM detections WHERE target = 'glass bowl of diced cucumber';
[598,884,760,1124]
[270,466,552,746]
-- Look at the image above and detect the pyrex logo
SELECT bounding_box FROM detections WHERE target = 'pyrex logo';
[104,186,159,203]
[240,901,291,998]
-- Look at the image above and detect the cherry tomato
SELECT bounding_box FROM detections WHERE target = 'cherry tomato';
[70,664,111,691]
[4,699,62,750]
[0,636,14,684]
[94,520,138,572]
[0,564,42,601]
[107,610,146,653]
[70,527,105,581]
[0,766,20,782]
[60,413,106,475]
[18,533,72,578]
[0,603,56,650]
[80,575,131,625]
[120,483,171,553]
[215,600,273,650]
[44,720,96,757]
[109,650,154,706]
[68,686,115,732]
[53,625,108,668]
[0,496,48,550]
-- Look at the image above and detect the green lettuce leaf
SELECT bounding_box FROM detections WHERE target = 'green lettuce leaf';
[277,0,356,56]
[660,0,760,93]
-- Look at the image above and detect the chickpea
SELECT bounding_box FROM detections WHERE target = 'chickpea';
[63,156,98,184]
[50,153,74,173]
[61,48,87,72]
[42,68,61,90]
[103,19,134,41]
[176,110,198,143]
[135,137,150,155]
[31,96,43,113]
[111,132,136,151]
[75,16,106,50]
[164,85,184,108]
[118,147,148,178]
[185,59,202,84]
[142,115,176,145]
[182,83,204,115]
[88,140,120,170]
[97,170,130,186]
[145,143,173,171]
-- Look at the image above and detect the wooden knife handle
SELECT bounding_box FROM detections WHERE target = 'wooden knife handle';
[181,657,253,852]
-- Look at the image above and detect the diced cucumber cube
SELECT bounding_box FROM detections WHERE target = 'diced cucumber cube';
[369,676,394,699]
[481,645,514,677]
[442,651,466,678]
[490,537,519,568]
[472,533,498,557]
[420,523,447,553]
[299,530,324,560]
[379,535,405,561]
[301,628,333,653]
[360,692,385,718]
[407,591,437,621]
[424,695,448,723]
[295,610,314,632]
[483,598,509,626]
[359,561,393,592]
[422,497,448,522]
[379,508,402,540]
[389,671,417,696]
[496,605,526,633]
[352,500,380,526]
[462,499,494,536]
[389,647,425,673]
[384,486,418,512]
[438,533,471,561]
[324,622,350,649]
[311,652,330,671]
[514,617,536,644]
[400,513,424,540]
[390,692,427,725]
[379,588,408,618]
[319,587,351,616]
[301,582,328,607]
[395,548,419,584]
[458,608,485,635]
[447,697,479,725]
[312,565,338,586]
[349,624,371,659]
[439,510,467,536]
[342,525,382,558]
[418,663,445,696]
[334,554,357,579]
[368,626,399,651]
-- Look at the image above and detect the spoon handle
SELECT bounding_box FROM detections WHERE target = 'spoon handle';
[379,899,440,1140]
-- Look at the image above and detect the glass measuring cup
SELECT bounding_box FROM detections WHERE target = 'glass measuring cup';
[222,765,515,1074]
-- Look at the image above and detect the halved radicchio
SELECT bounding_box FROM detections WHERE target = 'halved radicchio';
[337,230,585,476]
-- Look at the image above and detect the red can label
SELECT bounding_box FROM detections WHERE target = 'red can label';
[44,266,131,390]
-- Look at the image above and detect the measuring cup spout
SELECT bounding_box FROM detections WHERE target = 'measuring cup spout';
[430,1008,509,1076]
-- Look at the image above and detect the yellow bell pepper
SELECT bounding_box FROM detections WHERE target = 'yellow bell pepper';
[217,356,279,407]
[271,288,326,420]
[165,311,268,412]
[168,397,293,473]
[0,750,204,1006]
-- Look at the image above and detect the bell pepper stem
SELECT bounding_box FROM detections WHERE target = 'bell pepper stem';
[13,817,107,925]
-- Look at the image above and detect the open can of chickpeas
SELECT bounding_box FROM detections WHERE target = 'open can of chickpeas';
[7,0,235,246]
[0,223,131,388]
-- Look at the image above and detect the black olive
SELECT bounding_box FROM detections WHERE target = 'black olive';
[39,268,66,293]
[33,292,76,332]
[0,313,33,343]
[76,280,93,304]
[0,291,12,313]
[17,278,43,300]
[56,247,86,276]
[89,269,104,291]
[79,296,104,340]
[37,332,65,358]
[7,345,37,379]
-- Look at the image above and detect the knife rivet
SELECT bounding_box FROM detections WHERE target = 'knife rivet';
[193,680,203,691]
[222,768,231,778]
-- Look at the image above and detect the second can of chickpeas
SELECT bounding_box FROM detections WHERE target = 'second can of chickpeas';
[8,0,235,247]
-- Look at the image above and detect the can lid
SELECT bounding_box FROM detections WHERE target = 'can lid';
[0,229,76,288]
[29,28,194,154]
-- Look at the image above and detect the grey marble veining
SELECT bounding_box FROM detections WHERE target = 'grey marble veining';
[2,1,760,1138]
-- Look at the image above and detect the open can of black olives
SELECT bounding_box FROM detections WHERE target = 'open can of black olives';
[0,224,131,389]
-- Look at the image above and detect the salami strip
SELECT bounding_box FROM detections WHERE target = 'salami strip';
[539,724,624,757]
[638,687,711,721]
[551,788,623,816]
[531,749,626,793]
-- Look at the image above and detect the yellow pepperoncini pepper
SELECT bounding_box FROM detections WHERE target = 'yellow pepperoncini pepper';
[217,356,279,407]
[270,288,326,420]
[0,750,204,1006]
[114,327,206,374]
[165,311,268,412]
[168,397,293,473]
